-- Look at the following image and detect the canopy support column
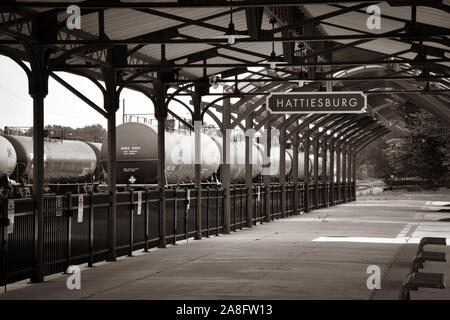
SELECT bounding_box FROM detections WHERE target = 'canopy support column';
[192,93,203,240]
[154,81,168,248]
[321,137,328,207]
[303,133,310,213]
[342,144,347,203]
[279,127,286,218]
[29,55,48,283]
[245,113,254,228]
[222,98,231,234]
[329,139,335,206]
[313,139,319,209]
[336,144,341,203]
[263,123,272,222]
[102,64,120,261]
[292,135,299,215]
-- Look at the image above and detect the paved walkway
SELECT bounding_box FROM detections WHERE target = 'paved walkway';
[1,197,449,300]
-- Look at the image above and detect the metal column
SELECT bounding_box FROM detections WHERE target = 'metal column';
[30,81,47,283]
[313,139,319,208]
[352,150,357,200]
[336,143,341,203]
[27,43,49,283]
[245,113,254,228]
[303,133,310,213]
[292,135,299,215]
[321,137,328,207]
[342,144,347,203]
[154,82,167,248]
[263,123,272,222]
[193,94,202,240]
[279,127,286,218]
[222,98,231,234]
[329,139,335,206]
[102,63,120,262]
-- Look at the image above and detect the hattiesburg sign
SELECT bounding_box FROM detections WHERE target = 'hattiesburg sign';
[266,92,367,114]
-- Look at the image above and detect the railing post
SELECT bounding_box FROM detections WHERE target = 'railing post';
[129,189,134,257]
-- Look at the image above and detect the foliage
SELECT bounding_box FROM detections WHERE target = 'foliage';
[357,110,450,184]
[44,124,106,142]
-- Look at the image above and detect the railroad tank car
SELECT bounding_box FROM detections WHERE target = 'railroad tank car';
[0,135,17,178]
[209,135,264,182]
[2,135,97,183]
[100,122,220,184]
[86,142,105,182]
[286,150,312,179]
[269,146,293,179]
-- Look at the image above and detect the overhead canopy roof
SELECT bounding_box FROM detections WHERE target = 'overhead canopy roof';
[0,1,449,132]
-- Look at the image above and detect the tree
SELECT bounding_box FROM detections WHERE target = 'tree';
[385,110,450,182]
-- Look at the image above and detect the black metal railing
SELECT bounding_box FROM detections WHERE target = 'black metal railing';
[0,182,356,285]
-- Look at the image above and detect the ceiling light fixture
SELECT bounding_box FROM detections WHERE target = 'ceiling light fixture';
[216,0,249,45]
[266,19,288,70]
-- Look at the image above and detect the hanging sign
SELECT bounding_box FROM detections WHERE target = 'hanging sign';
[137,191,142,215]
[7,199,14,234]
[186,189,191,210]
[266,92,367,114]
[77,195,84,223]
[56,196,63,216]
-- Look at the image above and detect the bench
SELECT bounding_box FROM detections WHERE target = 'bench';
[415,237,447,270]
[399,237,447,300]
[399,272,445,300]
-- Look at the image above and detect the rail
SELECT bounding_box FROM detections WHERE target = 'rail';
[0,182,356,285]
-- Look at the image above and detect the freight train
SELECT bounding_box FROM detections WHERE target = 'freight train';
[1,121,330,197]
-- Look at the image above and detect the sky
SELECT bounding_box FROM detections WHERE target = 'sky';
[0,55,223,130]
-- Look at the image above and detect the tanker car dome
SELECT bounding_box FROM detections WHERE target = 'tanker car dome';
[101,122,158,185]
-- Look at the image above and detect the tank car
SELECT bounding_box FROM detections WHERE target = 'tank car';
[0,135,17,179]
[100,122,221,185]
[209,135,264,182]
[2,135,97,183]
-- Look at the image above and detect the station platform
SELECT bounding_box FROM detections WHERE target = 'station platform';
[1,192,449,300]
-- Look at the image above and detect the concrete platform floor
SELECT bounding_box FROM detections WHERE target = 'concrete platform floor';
[1,197,449,300]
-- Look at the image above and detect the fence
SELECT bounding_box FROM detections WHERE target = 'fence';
[0,182,355,285]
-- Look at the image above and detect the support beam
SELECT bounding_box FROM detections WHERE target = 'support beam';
[192,93,202,240]
[263,123,272,222]
[222,98,231,234]
[102,65,120,262]
[245,113,254,228]
[336,143,341,203]
[321,136,328,207]
[303,133,311,213]
[342,143,347,203]
[279,126,287,218]
[154,81,168,248]
[292,135,300,215]
[348,146,353,202]
[313,139,319,209]
[329,139,335,206]
[29,55,48,283]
